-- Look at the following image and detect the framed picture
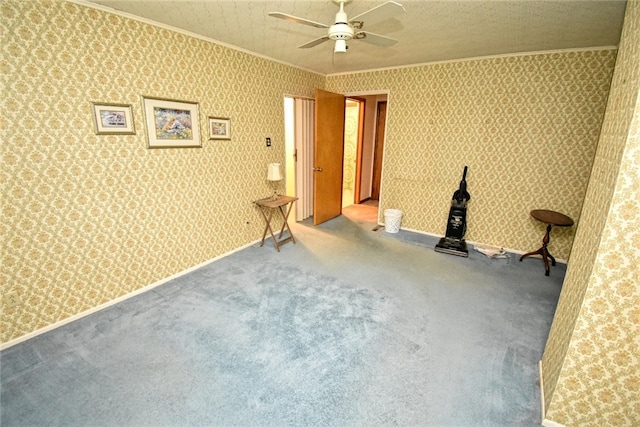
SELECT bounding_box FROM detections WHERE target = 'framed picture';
[142,96,201,148]
[92,103,135,135]
[208,117,231,140]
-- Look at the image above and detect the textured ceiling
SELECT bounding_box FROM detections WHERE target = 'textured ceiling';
[78,0,627,75]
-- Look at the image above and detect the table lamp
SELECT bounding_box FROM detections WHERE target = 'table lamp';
[267,162,282,200]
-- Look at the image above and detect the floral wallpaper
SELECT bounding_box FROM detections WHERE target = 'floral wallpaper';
[542,0,640,425]
[0,0,323,344]
[2,1,637,423]
[327,50,616,261]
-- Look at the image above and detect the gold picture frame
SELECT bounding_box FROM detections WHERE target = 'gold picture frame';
[92,103,135,135]
[208,117,231,140]
[142,96,201,148]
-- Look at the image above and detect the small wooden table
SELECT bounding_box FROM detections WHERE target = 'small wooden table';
[520,209,574,276]
[254,195,298,252]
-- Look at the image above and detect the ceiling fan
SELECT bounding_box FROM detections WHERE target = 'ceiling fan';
[269,0,405,54]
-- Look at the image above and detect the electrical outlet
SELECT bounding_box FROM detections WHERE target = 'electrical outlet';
[3,291,20,308]
[266,137,271,147]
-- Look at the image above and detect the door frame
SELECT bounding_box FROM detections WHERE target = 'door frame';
[286,90,390,222]
[371,100,387,201]
[345,97,366,206]
[283,94,315,222]
[344,90,390,208]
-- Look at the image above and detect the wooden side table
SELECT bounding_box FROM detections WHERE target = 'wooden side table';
[254,195,298,252]
[520,209,574,276]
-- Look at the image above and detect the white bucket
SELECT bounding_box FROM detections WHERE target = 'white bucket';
[384,209,403,233]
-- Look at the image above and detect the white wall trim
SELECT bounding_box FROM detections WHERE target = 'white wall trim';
[343,89,390,97]
[542,419,567,427]
[327,46,618,77]
[538,356,567,427]
[66,0,323,77]
[68,0,616,80]
[283,93,315,101]
[396,227,569,264]
[539,360,547,422]
[1,240,261,351]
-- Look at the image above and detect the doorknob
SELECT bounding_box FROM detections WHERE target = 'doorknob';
[313,167,323,172]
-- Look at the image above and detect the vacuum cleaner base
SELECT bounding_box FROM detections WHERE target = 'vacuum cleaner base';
[435,237,469,257]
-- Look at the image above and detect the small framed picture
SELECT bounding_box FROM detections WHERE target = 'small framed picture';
[142,96,201,148]
[208,117,231,140]
[92,103,135,135]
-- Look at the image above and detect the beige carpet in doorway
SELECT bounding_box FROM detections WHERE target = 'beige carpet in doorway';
[342,204,379,224]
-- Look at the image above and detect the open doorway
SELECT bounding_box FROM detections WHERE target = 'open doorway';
[342,98,364,208]
[284,92,388,224]
[343,93,388,212]
[284,96,314,222]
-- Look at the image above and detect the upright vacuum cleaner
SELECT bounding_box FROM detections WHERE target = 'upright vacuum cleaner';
[435,166,471,257]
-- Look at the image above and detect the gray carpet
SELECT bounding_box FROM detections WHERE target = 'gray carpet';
[1,212,564,426]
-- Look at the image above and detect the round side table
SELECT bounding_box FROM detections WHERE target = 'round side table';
[519,209,574,276]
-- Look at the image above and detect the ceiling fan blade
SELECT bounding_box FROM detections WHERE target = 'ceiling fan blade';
[349,1,405,27]
[354,31,398,48]
[298,36,331,49]
[268,12,329,29]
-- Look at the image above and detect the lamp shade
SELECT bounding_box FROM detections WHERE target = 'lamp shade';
[267,163,282,181]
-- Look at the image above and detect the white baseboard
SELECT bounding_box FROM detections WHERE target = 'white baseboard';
[542,419,566,427]
[399,227,569,264]
[539,360,547,420]
[1,239,261,351]
[539,360,566,427]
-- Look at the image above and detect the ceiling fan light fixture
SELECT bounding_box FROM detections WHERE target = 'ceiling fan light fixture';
[334,39,347,53]
[328,22,354,40]
[269,0,403,56]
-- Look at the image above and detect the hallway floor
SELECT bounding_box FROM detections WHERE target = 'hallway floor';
[342,203,379,224]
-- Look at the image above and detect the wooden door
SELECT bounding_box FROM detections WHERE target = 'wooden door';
[313,88,345,225]
[371,101,387,200]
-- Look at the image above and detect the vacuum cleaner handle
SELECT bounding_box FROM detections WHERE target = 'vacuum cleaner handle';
[453,166,470,202]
